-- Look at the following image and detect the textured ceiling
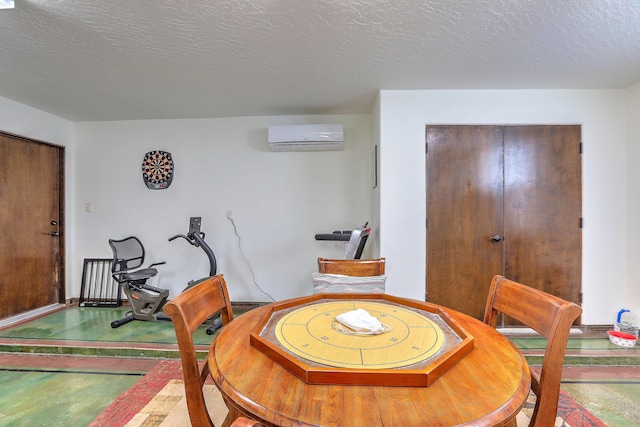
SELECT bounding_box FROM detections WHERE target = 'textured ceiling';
[1,0,639,121]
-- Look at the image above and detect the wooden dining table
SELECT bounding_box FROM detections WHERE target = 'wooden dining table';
[209,294,531,427]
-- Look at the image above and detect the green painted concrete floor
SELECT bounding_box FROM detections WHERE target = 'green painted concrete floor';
[1,307,640,426]
[0,368,140,426]
[0,307,219,426]
[0,307,214,345]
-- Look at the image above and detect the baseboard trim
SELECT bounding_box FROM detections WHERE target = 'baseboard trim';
[498,325,613,337]
[0,303,67,330]
[231,301,270,312]
[68,298,267,313]
[579,324,613,334]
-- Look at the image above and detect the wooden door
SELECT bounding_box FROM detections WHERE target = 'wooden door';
[426,125,582,322]
[0,132,64,319]
[426,126,505,320]
[503,126,582,303]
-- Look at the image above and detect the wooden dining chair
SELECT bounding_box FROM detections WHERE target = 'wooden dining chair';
[483,275,582,427]
[164,275,234,427]
[317,257,386,276]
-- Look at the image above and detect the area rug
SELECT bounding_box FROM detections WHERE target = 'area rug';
[518,390,607,427]
[90,360,607,427]
[88,360,228,427]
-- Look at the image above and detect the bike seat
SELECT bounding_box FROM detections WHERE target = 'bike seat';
[121,268,158,282]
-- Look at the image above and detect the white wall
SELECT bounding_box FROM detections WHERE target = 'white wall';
[378,89,629,324]
[72,115,373,302]
[369,95,382,257]
[627,83,640,318]
[3,89,636,326]
[0,96,73,145]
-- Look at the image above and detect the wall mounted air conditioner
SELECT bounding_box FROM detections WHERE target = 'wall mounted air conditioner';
[268,124,344,151]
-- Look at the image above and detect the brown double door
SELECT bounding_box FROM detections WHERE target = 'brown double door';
[426,125,582,324]
[0,132,64,319]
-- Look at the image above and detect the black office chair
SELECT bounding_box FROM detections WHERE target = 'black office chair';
[108,236,169,328]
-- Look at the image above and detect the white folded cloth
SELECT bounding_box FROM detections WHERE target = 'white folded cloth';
[334,308,391,335]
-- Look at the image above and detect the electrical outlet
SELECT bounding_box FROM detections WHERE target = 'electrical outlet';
[227,210,233,219]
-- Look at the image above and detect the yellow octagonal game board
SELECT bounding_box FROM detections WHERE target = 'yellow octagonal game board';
[275,300,445,369]
[249,294,474,387]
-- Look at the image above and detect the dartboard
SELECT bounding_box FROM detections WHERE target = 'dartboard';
[142,150,174,189]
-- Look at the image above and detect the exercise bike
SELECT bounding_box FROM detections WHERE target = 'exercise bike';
[169,217,223,334]
[109,217,223,334]
[168,216,217,290]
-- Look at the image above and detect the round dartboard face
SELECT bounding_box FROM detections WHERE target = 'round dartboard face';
[142,150,174,189]
[274,301,445,369]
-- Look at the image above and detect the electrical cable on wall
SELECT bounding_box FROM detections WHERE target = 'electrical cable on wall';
[228,216,276,302]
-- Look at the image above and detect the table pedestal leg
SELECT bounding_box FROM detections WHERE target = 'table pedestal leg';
[222,399,261,427]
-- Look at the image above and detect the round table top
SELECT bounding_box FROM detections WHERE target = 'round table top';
[209,295,530,427]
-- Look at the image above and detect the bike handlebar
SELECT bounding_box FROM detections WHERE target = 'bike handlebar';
[169,230,217,276]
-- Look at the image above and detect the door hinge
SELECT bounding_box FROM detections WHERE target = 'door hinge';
[579,142,583,154]
[579,218,584,228]
[426,218,429,229]
[425,292,429,301]
[425,142,428,154]
[579,292,583,303]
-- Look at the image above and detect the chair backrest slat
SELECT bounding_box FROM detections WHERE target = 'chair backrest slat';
[317,257,385,276]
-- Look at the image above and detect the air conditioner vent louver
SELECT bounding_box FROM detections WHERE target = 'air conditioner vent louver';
[268,124,344,151]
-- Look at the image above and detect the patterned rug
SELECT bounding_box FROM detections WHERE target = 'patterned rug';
[88,360,188,427]
[518,390,607,427]
[90,360,607,427]
[88,360,227,427]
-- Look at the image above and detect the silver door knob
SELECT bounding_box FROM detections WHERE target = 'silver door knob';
[490,234,503,242]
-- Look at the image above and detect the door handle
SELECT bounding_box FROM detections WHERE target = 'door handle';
[50,231,60,236]
[490,234,503,242]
